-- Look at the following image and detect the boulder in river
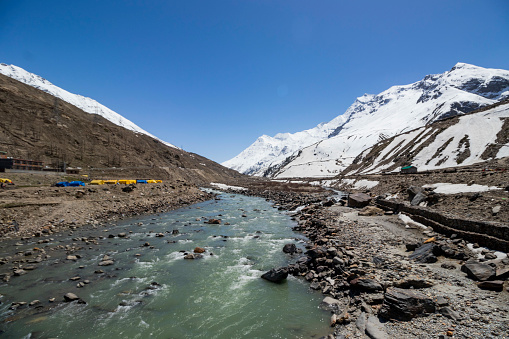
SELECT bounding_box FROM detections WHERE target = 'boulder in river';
[282,243,298,254]
[205,219,221,224]
[261,267,288,283]
[63,293,80,302]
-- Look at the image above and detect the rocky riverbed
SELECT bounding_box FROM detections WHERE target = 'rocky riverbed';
[226,185,509,339]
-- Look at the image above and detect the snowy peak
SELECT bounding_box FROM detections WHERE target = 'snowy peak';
[224,63,509,178]
[0,63,177,149]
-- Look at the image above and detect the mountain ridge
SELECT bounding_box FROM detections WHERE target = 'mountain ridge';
[0,63,177,149]
[223,62,509,178]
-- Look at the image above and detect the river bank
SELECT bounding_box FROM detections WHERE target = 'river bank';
[225,184,509,338]
[0,181,215,238]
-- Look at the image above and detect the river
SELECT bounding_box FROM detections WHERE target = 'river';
[0,190,331,338]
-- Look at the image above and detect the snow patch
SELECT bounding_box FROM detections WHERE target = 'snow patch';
[423,183,502,194]
[341,179,379,189]
[210,183,247,191]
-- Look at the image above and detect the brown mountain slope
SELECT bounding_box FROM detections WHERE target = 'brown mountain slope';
[0,73,243,184]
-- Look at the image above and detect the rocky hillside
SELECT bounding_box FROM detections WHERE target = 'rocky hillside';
[0,73,243,184]
[343,100,509,175]
[0,64,176,148]
[224,63,509,178]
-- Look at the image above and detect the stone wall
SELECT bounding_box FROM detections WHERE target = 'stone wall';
[376,198,509,252]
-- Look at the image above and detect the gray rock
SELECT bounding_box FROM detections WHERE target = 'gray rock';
[394,276,435,289]
[29,300,40,307]
[63,293,80,302]
[321,296,341,311]
[356,312,367,333]
[351,278,383,292]
[98,260,115,266]
[261,267,288,283]
[348,193,372,208]
[484,252,497,260]
[439,306,462,321]
[409,243,438,263]
[407,186,424,200]
[13,269,27,276]
[410,192,427,206]
[184,253,203,259]
[461,261,495,281]
[380,288,435,321]
[366,315,389,339]
[495,267,509,280]
[492,205,501,215]
[435,296,449,307]
[66,255,78,260]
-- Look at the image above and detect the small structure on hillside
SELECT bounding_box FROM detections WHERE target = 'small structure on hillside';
[66,167,81,175]
[401,165,417,174]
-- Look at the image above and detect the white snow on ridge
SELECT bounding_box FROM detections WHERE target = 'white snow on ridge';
[351,102,509,174]
[0,63,177,149]
[222,115,347,175]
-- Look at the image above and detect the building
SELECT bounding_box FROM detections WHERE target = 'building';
[0,156,44,172]
[400,165,417,174]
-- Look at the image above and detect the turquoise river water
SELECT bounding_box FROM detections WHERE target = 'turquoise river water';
[0,191,331,338]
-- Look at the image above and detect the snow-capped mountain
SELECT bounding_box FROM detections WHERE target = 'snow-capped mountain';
[0,63,177,149]
[343,100,509,175]
[221,114,347,175]
[223,63,509,178]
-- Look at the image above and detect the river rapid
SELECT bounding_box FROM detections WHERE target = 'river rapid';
[0,191,331,338]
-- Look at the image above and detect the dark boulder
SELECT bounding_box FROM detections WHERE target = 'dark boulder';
[348,193,372,208]
[407,186,424,200]
[261,267,288,283]
[282,243,298,254]
[322,199,335,207]
[122,185,136,193]
[380,288,435,321]
[477,280,504,291]
[350,278,383,292]
[410,192,427,206]
[461,261,495,281]
[409,243,439,263]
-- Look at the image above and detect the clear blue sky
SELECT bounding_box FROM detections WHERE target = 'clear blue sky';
[1,0,508,163]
